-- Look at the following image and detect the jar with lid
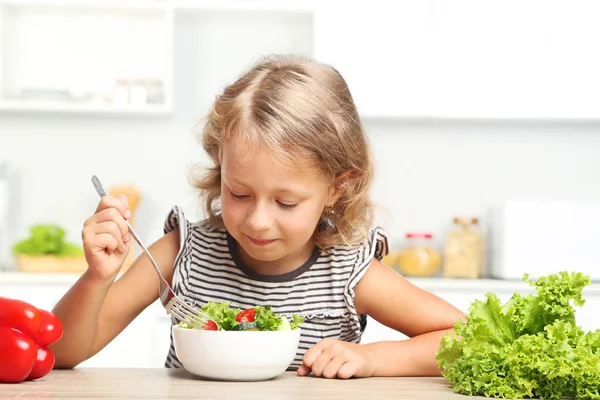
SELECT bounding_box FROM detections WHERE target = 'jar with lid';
[443,217,486,278]
[396,233,442,277]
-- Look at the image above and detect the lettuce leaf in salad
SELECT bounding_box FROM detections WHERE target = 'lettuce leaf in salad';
[436,271,600,400]
[179,301,305,331]
[199,301,239,331]
[254,305,284,331]
[290,314,304,330]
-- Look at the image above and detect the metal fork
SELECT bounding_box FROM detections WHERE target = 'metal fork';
[91,175,209,329]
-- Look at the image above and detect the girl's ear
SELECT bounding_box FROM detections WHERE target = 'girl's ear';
[326,170,355,205]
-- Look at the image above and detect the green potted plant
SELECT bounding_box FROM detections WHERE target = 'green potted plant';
[12,224,87,273]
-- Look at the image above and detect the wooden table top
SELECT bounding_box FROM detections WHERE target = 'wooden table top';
[0,368,486,400]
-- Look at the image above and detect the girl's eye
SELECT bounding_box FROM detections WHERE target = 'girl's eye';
[229,190,296,209]
[277,201,297,210]
[229,191,248,200]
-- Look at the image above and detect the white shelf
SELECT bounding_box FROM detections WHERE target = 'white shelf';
[0,0,314,12]
[171,0,316,13]
[409,276,600,295]
[0,271,82,285]
[0,99,172,115]
[4,271,600,294]
[0,0,171,10]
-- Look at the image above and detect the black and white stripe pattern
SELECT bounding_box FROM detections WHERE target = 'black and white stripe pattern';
[163,206,388,370]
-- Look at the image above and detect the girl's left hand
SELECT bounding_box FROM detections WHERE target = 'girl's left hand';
[297,338,375,379]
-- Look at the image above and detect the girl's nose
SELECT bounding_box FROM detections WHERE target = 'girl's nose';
[246,204,272,232]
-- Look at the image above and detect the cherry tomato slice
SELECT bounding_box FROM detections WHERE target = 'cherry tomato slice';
[201,320,218,330]
[235,308,257,323]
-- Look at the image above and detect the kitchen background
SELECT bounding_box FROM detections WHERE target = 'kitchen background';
[0,0,599,367]
[1,0,600,279]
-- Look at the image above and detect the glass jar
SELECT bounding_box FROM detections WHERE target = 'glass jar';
[443,217,486,278]
[396,233,442,277]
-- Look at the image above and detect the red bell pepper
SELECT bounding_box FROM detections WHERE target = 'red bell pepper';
[0,327,38,383]
[35,309,63,348]
[0,297,64,383]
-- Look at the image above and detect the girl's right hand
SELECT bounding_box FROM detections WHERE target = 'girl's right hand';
[82,194,132,282]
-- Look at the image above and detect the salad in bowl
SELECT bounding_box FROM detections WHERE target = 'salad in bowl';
[178,301,304,332]
[173,301,304,381]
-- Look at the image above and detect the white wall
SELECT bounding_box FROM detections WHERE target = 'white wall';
[1,9,600,272]
[367,119,600,244]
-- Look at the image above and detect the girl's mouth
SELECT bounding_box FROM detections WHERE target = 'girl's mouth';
[247,236,276,246]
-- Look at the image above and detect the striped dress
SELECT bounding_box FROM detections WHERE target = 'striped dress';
[163,206,389,370]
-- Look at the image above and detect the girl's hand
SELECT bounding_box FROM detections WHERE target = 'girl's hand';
[81,194,131,282]
[297,338,375,379]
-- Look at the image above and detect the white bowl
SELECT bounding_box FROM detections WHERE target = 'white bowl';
[172,325,301,381]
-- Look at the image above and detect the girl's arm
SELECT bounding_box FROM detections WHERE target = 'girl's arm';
[354,259,465,376]
[51,230,180,367]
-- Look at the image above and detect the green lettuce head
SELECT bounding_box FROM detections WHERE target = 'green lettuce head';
[436,271,600,399]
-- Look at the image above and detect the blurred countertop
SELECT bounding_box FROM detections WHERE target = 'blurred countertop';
[2,271,600,294]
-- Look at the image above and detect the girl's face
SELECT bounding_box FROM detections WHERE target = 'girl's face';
[220,141,332,275]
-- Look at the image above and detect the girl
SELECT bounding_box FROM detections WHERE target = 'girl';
[50,55,463,379]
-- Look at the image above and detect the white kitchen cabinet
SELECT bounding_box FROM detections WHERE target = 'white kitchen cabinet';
[0,0,596,120]
[0,0,319,116]
[429,0,600,120]
[313,0,600,120]
[0,0,174,115]
[313,0,432,119]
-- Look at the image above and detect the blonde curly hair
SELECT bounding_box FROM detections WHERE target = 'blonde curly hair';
[191,54,375,249]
